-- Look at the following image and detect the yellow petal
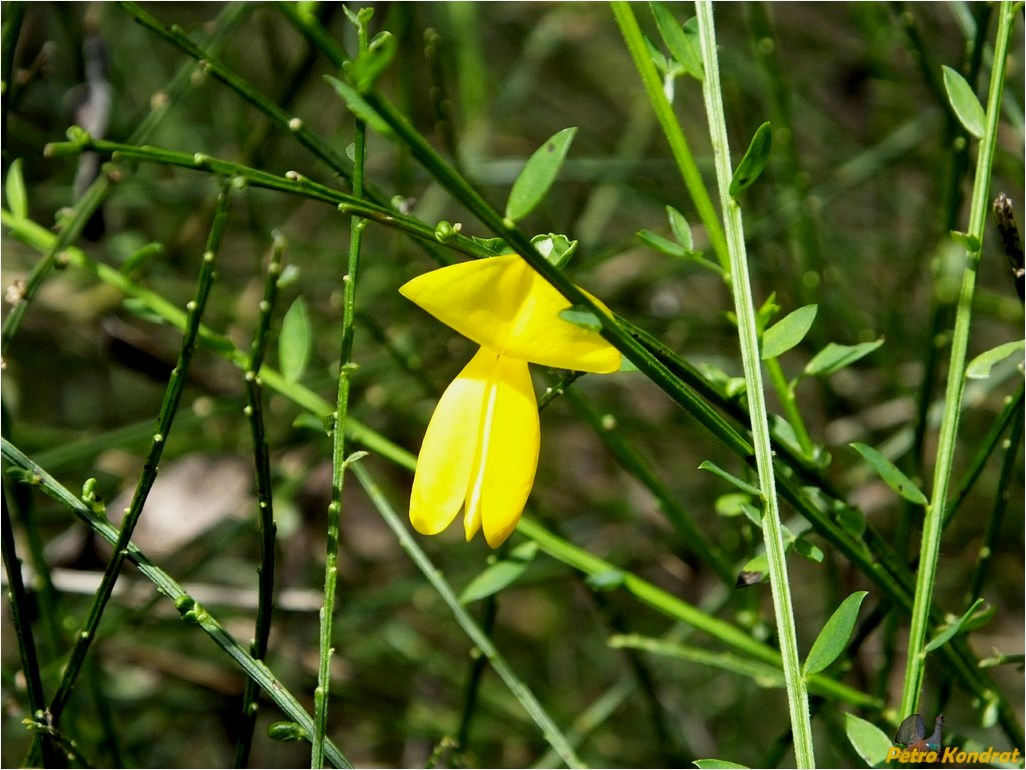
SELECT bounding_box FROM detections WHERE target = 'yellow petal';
[408,352,487,536]
[400,254,621,373]
[462,352,540,548]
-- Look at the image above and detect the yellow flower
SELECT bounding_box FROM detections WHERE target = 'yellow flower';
[400,253,620,547]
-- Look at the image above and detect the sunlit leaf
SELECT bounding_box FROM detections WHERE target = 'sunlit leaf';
[850,443,927,505]
[942,65,985,139]
[966,339,1024,379]
[804,591,868,675]
[280,297,312,383]
[844,712,892,767]
[698,460,762,496]
[805,339,883,376]
[761,304,818,359]
[505,127,577,223]
[5,158,27,220]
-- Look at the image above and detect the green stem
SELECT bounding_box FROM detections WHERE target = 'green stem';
[611,1,729,274]
[900,0,1014,720]
[693,2,814,765]
[312,11,370,764]
[47,185,230,724]
[1,439,353,768]
[234,237,285,768]
[351,463,585,768]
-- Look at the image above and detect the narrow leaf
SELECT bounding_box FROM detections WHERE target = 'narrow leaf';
[5,158,27,219]
[850,443,927,505]
[325,75,393,136]
[694,761,749,769]
[803,591,868,675]
[844,712,893,767]
[459,541,538,603]
[651,3,703,80]
[505,127,577,223]
[804,339,883,376]
[966,339,1024,379]
[279,297,312,383]
[729,122,772,197]
[344,30,396,92]
[698,460,762,496]
[761,304,818,359]
[637,229,688,258]
[924,597,985,653]
[942,65,986,139]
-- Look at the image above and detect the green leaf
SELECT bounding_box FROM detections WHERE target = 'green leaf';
[666,205,694,250]
[793,537,825,564]
[803,591,868,675]
[343,30,396,92]
[924,598,985,654]
[804,339,883,376]
[532,233,578,268]
[279,297,312,383]
[559,306,603,332]
[651,3,703,80]
[942,65,986,139]
[761,304,818,359]
[586,569,627,591]
[637,229,688,258]
[325,75,393,136]
[459,541,539,603]
[5,158,27,219]
[698,460,762,496]
[850,443,927,505]
[949,229,981,252]
[268,720,310,742]
[966,339,1024,379]
[694,760,749,769]
[729,122,772,197]
[505,127,577,223]
[844,712,893,767]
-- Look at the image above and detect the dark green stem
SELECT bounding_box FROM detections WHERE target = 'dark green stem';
[234,237,285,768]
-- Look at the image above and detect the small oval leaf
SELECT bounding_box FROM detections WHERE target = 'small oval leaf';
[5,158,27,220]
[949,229,981,252]
[459,541,539,603]
[505,127,577,223]
[279,297,312,383]
[558,306,603,332]
[844,712,892,767]
[694,761,749,769]
[666,205,694,250]
[804,339,883,377]
[850,443,927,505]
[761,304,818,360]
[803,591,868,675]
[942,65,986,139]
[637,229,688,258]
[966,339,1024,379]
[729,122,772,197]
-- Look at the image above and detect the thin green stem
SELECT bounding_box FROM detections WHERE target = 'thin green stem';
[694,2,814,765]
[312,10,370,764]
[351,463,585,769]
[900,0,1014,720]
[611,1,729,274]
[234,237,285,768]
[1,439,353,768]
[47,185,231,724]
